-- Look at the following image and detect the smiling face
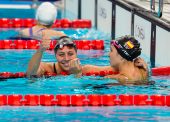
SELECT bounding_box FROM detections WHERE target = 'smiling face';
[109,45,123,67]
[56,46,77,71]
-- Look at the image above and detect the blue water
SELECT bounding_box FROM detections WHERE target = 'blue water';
[0,8,170,122]
[0,106,170,122]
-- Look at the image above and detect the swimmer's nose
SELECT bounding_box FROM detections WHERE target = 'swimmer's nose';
[108,52,110,57]
[64,54,70,61]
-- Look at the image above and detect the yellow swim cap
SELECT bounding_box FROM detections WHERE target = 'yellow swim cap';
[36,2,57,26]
[111,35,141,61]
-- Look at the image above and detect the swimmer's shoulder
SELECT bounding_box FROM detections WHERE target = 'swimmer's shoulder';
[19,28,30,37]
[138,67,148,80]
[46,29,66,39]
[39,62,55,73]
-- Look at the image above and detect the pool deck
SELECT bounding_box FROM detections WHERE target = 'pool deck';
[123,0,170,23]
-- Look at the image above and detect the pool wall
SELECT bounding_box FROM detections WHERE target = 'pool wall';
[64,0,170,67]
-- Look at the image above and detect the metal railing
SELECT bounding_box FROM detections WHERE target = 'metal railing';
[150,0,163,18]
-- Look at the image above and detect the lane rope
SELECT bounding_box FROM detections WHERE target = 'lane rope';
[0,18,91,28]
[0,71,118,79]
[0,94,169,106]
[1,65,170,79]
[0,39,104,50]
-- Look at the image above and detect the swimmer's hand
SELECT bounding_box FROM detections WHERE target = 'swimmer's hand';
[69,58,82,77]
[38,32,51,52]
[134,57,148,71]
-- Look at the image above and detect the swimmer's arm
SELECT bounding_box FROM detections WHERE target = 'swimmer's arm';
[82,65,116,74]
[134,58,149,79]
[104,74,128,84]
[134,57,148,71]
[50,31,66,40]
[26,49,45,77]
[105,74,149,85]
[17,30,42,40]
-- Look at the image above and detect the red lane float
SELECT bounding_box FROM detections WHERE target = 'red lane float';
[134,94,148,105]
[24,95,39,106]
[0,71,118,79]
[2,66,170,78]
[102,94,117,106]
[88,94,102,106]
[71,95,86,106]
[72,19,91,28]
[0,94,169,106]
[0,40,104,50]
[0,72,26,79]
[152,66,170,76]
[0,18,91,28]
[0,95,7,105]
[40,94,55,106]
[8,94,22,106]
[57,94,70,106]
[0,18,12,28]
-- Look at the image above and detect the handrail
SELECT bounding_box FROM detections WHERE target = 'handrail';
[150,0,163,18]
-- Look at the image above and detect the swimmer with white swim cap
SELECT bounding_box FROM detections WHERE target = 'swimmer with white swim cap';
[19,2,66,40]
[36,2,57,26]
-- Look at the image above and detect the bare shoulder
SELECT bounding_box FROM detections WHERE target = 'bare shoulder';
[39,62,54,73]
[48,29,66,37]
[127,66,148,81]
[19,28,29,36]
[138,68,148,79]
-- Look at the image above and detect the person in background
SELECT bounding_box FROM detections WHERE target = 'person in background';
[103,36,148,84]
[19,2,65,40]
[26,34,148,84]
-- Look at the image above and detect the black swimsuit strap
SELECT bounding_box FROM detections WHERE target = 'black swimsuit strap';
[53,63,57,74]
[29,27,46,38]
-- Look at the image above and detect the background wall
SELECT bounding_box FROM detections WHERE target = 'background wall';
[81,0,95,27]
[64,0,170,67]
[64,0,79,20]
[115,5,131,38]
[97,0,112,36]
[134,15,151,59]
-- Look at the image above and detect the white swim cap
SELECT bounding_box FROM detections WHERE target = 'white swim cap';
[36,2,57,26]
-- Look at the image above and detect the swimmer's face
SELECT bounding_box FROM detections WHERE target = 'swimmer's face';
[56,46,77,71]
[109,46,123,67]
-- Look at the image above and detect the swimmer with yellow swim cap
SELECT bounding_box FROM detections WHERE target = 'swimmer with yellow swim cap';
[19,2,65,40]
[103,35,148,84]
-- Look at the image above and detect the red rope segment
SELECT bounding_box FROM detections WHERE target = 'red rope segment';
[1,67,170,78]
[0,71,118,79]
[0,40,104,50]
[152,66,170,76]
[0,94,169,106]
[0,18,91,28]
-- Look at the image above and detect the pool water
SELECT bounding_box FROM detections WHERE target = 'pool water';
[0,106,170,122]
[0,8,170,122]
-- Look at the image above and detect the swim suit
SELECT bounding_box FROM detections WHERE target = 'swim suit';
[10,28,47,40]
[28,27,46,37]
[53,63,57,74]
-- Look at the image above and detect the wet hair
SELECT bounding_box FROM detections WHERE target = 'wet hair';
[111,35,141,61]
[36,2,57,26]
[54,36,77,54]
